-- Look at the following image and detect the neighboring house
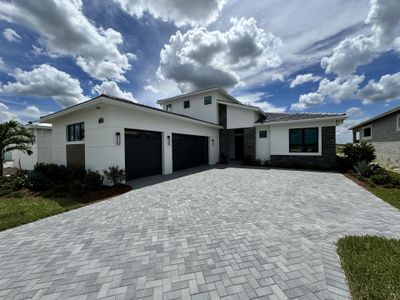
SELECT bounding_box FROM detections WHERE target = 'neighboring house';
[39,87,346,180]
[12,123,53,170]
[350,106,400,167]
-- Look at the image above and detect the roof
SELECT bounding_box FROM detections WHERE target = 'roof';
[257,112,347,124]
[26,122,52,130]
[40,94,222,128]
[349,106,400,130]
[156,86,242,105]
[216,99,266,115]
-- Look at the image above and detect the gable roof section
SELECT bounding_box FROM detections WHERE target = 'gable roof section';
[349,106,400,130]
[257,112,347,124]
[40,94,222,128]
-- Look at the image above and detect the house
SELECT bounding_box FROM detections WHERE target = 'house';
[39,87,346,180]
[350,106,400,167]
[11,122,52,170]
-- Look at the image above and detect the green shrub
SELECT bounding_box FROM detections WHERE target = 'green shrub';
[103,166,126,186]
[0,173,26,191]
[354,161,372,177]
[343,142,376,166]
[84,170,103,191]
[68,180,85,196]
[370,168,400,187]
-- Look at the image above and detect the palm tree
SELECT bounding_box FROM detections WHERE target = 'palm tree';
[0,121,36,177]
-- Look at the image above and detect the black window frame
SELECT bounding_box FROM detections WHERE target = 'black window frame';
[166,104,172,111]
[289,127,318,153]
[259,130,267,138]
[183,100,190,109]
[204,96,212,105]
[67,122,85,142]
[363,126,372,138]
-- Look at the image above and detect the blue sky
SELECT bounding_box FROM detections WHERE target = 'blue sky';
[0,0,399,142]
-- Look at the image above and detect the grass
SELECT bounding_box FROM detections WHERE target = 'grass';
[337,236,400,300]
[0,196,83,231]
[369,187,400,210]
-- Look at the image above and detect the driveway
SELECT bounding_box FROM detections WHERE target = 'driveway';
[1,167,400,300]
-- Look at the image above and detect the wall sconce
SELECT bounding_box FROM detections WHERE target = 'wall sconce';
[116,132,121,145]
[167,135,171,145]
[212,138,214,146]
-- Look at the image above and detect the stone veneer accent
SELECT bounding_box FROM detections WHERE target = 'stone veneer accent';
[218,104,229,162]
[243,127,256,162]
[271,126,337,169]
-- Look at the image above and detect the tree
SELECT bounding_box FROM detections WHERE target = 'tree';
[0,121,36,177]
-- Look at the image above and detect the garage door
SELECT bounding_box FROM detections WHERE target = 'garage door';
[125,129,162,180]
[172,133,208,172]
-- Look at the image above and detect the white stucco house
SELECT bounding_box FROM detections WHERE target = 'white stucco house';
[35,87,346,180]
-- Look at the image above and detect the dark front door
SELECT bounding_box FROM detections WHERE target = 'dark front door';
[234,135,244,160]
[172,133,208,172]
[125,129,162,180]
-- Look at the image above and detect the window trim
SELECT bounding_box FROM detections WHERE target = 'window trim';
[289,127,319,153]
[183,100,190,109]
[259,130,268,138]
[362,125,372,140]
[204,96,212,105]
[67,122,85,142]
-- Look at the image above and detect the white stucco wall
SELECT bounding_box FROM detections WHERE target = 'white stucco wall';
[256,125,271,160]
[50,103,220,176]
[226,105,258,129]
[269,119,337,156]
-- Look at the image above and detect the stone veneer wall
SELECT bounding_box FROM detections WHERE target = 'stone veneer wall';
[271,126,337,169]
[218,104,229,162]
[243,127,256,162]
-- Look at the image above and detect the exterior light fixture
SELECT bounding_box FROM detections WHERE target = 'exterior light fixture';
[167,135,171,145]
[116,132,121,145]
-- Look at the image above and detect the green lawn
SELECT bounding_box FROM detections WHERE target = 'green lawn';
[337,236,400,300]
[0,197,83,231]
[369,187,400,210]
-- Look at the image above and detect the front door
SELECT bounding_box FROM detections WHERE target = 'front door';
[234,135,244,160]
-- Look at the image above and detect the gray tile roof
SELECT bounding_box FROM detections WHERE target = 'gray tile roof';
[257,112,346,124]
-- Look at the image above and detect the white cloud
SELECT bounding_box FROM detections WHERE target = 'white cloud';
[318,75,365,103]
[321,0,400,77]
[144,85,159,94]
[1,64,87,107]
[0,0,132,81]
[113,0,225,27]
[158,17,281,92]
[236,92,286,112]
[289,73,321,88]
[358,72,400,103]
[0,102,19,122]
[2,28,21,42]
[346,106,364,117]
[24,105,41,117]
[290,92,324,111]
[92,81,136,102]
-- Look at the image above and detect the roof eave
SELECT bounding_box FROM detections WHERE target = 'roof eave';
[255,115,347,126]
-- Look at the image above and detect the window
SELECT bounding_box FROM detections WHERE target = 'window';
[259,130,267,138]
[204,96,212,105]
[67,122,84,142]
[397,114,400,131]
[289,127,318,153]
[166,104,172,111]
[363,125,372,139]
[184,100,190,109]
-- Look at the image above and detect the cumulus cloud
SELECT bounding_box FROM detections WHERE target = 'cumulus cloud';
[321,0,400,77]
[92,81,136,102]
[358,72,400,103]
[24,105,41,117]
[1,64,86,107]
[346,106,364,117]
[236,92,286,113]
[158,17,281,92]
[290,93,324,111]
[0,0,132,81]
[113,0,225,27]
[289,73,322,88]
[2,28,21,42]
[0,102,19,122]
[144,85,159,94]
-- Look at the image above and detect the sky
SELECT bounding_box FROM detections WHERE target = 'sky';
[0,0,399,143]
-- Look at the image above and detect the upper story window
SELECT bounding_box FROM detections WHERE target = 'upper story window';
[259,130,267,138]
[67,122,84,142]
[184,100,190,109]
[362,125,372,139]
[204,96,212,105]
[289,127,318,153]
[166,104,172,112]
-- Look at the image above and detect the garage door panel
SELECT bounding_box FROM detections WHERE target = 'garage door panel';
[172,134,208,171]
[125,129,162,180]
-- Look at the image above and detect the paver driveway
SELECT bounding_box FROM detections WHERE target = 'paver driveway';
[1,167,400,300]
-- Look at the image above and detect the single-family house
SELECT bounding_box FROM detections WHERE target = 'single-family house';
[350,106,400,167]
[37,87,346,180]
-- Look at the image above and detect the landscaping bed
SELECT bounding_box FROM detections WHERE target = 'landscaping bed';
[337,236,400,300]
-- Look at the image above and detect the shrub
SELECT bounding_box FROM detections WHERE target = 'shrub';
[27,169,52,191]
[370,168,400,187]
[354,161,372,177]
[103,166,126,186]
[0,172,26,191]
[343,142,376,166]
[84,170,103,191]
[68,180,85,196]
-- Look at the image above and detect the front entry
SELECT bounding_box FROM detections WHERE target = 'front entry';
[234,135,244,160]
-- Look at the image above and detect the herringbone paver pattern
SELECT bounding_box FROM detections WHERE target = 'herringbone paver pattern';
[0,167,400,299]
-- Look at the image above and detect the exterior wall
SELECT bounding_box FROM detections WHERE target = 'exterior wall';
[372,141,400,167]
[51,105,220,176]
[243,127,256,161]
[226,105,258,129]
[255,125,271,161]
[354,112,400,143]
